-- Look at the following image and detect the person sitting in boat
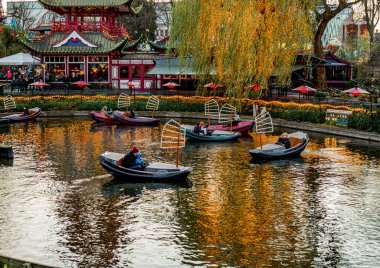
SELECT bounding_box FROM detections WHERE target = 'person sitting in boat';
[223,115,240,127]
[199,121,212,136]
[276,132,291,149]
[107,107,113,116]
[193,122,202,134]
[128,108,136,118]
[122,147,145,170]
[135,152,146,167]
[232,115,240,126]
[22,106,29,116]
[101,106,108,116]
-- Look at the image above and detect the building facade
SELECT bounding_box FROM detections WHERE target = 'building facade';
[18,0,167,90]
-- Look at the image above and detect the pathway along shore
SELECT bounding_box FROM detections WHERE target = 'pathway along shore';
[1,110,379,142]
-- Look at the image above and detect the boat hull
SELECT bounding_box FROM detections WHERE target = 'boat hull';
[90,112,118,124]
[0,145,13,159]
[207,120,254,133]
[249,132,309,160]
[100,153,191,184]
[114,111,160,126]
[183,126,241,141]
[0,107,42,123]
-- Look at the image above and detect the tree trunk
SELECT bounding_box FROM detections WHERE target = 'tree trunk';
[314,19,329,91]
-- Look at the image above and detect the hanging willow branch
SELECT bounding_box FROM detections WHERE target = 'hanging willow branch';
[169,0,315,98]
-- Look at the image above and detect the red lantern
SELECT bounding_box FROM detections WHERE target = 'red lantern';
[10,33,14,38]
[0,28,3,33]
[299,89,308,94]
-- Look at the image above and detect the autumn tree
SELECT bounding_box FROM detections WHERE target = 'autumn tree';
[361,0,380,45]
[169,0,315,97]
[0,25,22,58]
[120,0,157,40]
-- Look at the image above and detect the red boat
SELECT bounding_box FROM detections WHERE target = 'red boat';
[90,112,118,124]
[114,111,160,126]
[1,107,42,123]
[207,120,254,133]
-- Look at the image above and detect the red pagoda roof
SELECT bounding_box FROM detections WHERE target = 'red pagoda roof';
[38,0,143,14]
[18,31,131,55]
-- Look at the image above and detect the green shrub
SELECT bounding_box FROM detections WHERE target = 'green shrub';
[11,95,379,133]
[348,112,380,132]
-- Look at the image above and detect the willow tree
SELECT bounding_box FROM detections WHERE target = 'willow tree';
[169,0,315,97]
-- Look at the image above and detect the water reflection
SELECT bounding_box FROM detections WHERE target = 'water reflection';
[0,118,378,267]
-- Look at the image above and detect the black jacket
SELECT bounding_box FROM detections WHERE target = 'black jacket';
[193,125,201,134]
[129,110,136,118]
[277,137,291,149]
[122,152,137,168]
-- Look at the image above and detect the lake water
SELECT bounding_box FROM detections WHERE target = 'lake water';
[0,118,379,267]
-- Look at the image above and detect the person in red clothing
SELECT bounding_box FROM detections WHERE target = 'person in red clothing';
[122,147,146,170]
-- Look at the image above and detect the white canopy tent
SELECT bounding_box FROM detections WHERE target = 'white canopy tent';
[0,53,40,65]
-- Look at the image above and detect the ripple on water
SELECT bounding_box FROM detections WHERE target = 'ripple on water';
[0,119,379,267]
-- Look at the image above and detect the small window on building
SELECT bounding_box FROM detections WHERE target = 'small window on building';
[120,66,129,79]
[132,66,141,78]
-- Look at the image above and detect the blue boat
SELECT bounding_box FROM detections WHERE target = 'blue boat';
[181,125,241,142]
[249,132,309,160]
[100,152,192,184]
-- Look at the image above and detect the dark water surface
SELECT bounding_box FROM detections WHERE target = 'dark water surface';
[0,118,379,267]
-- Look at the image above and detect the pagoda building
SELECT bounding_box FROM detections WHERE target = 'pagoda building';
[17,0,166,90]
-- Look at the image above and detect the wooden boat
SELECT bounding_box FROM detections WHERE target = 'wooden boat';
[0,107,41,123]
[0,118,10,128]
[114,111,160,126]
[207,120,254,133]
[0,144,13,159]
[90,112,118,124]
[100,152,192,183]
[181,125,241,141]
[249,132,309,160]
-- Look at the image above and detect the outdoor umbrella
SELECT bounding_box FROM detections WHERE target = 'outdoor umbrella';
[125,81,135,88]
[29,81,48,88]
[0,52,40,65]
[204,82,223,90]
[244,84,262,91]
[291,85,317,94]
[162,82,180,89]
[342,87,369,97]
[71,81,90,88]
[124,82,136,103]
[291,85,317,102]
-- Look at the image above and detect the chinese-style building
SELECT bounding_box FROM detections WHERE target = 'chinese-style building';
[291,51,352,89]
[18,0,167,90]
